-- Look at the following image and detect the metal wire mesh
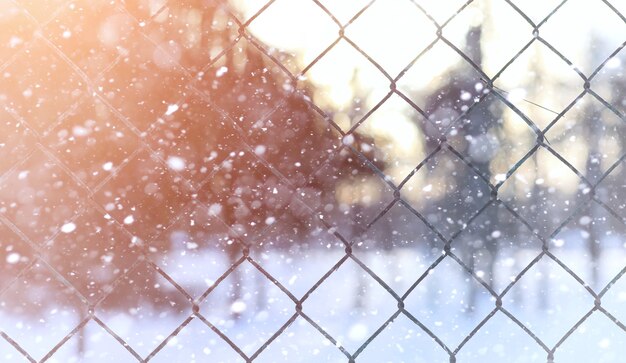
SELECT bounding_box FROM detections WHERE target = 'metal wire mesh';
[0,0,625,362]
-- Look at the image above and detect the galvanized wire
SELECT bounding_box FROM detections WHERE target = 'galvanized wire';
[0,0,625,362]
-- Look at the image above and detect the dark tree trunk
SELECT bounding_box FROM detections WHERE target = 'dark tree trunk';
[585,105,602,289]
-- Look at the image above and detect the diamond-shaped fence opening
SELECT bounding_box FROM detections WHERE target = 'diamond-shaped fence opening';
[498,147,590,237]
[146,95,240,188]
[351,94,436,184]
[140,3,236,74]
[303,258,399,353]
[445,93,539,182]
[246,0,339,76]
[92,149,192,241]
[0,39,87,134]
[1,0,626,361]
[43,206,140,302]
[0,149,88,244]
[199,260,296,356]
[449,0,536,77]
[400,147,493,239]
[147,202,233,297]
[402,257,496,349]
[42,1,137,78]
[299,39,392,132]
[247,202,348,298]
[345,0,438,77]
[451,203,544,291]
[96,260,191,357]
[351,202,444,293]
[44,95,141,189]
[242,97,344,187]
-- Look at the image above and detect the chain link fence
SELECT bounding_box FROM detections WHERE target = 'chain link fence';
[1,0,626,362]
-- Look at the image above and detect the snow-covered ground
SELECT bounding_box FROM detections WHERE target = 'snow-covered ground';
[2,242,626,363]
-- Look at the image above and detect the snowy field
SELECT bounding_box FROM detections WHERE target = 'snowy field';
[2,239,626,363]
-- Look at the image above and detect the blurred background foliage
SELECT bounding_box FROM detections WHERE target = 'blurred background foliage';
[0,0,625,359]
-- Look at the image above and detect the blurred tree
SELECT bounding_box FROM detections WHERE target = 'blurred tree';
[420,26,503,310]
[0,0,388,339]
